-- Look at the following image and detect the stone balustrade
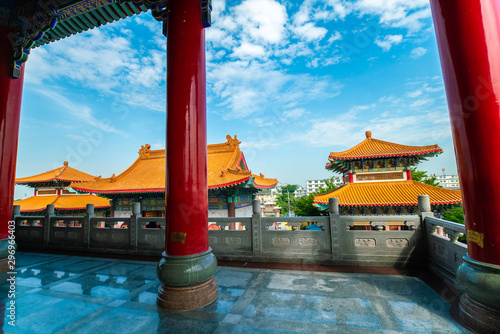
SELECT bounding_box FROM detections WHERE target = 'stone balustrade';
[12,196,467,274]
[423,216,467,287]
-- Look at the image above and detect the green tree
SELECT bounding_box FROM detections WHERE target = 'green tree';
[294,194,323,216]
[276,192,296,216]
[316,176,338,194]
[294,177,338,216]
[410,167,442,187]
[280,184,298,193]
[442,205,464,225]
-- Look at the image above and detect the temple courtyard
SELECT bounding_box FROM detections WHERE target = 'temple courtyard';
[0,252,471,333]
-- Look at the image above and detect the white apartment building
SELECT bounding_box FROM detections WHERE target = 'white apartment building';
[306,177,343,195]
[294,185,306,198]
[435,174,460,190]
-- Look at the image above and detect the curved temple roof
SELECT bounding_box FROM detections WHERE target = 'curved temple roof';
[329,131,442,161]
[313,180,462,207]
[71,135,278,195]
[13,194,111,212]
[16,161,96,185]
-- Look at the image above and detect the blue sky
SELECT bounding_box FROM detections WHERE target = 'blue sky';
[15,0,457,199]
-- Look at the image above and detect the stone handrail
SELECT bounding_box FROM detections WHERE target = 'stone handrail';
[11,196,467,269]
[422,214,467,287]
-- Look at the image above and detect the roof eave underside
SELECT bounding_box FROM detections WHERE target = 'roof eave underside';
[33,2,148,48]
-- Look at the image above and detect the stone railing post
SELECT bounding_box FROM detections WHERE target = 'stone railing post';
[44,204,55,247]
[418,195,434,232]
[12,205,21,220]
[83,204,95,247]
[252,199,262,256]
[130,202,141,249]
[329,198,341,260]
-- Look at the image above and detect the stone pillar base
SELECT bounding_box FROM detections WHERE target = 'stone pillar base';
[457,255,500,333]
[459,294,500,334]
[157,277,218,310]
[156,249,218,310]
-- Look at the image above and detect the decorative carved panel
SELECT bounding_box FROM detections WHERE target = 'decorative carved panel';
[226,237,242,245]
[272,237,291,246]
[299,237,318,246]
[386,238,409,248]
[144,234,160,244]
[355,238,376,248]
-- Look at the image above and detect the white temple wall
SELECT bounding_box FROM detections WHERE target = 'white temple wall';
[236,205,252,217]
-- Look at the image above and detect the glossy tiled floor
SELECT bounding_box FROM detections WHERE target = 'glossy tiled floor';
[0,252,470,333]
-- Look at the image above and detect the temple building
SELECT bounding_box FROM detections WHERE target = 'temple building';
[70,135,278,219]
[314,131,462,225]
[14,161,111,216]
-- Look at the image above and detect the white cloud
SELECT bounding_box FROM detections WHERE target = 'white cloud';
[293,22,328,41]
[410,46,427,58]
[374,34,403,51]
[283,108,308,118]
[234,0,288,44]
[232,43,267,59]
[208,60,340,119]
[33,89,123,135]
[355,0,431,32]
[26,15,167,113]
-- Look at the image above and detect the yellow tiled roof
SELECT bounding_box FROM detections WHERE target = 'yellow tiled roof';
[329,131,442,160]
[313,180,462,206]
[71,135,278,194]
[16,161,96,184]
[13,194,111,212]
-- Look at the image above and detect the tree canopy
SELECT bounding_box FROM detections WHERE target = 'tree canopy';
[410,167,442,187]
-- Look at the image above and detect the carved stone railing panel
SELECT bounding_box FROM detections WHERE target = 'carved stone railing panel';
[48,217,85,247]
[89,217,132,250]
[14,217,44,246]
[423,217,467,283]
[136,217,165,251]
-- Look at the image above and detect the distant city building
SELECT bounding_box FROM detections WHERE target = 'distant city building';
[314,131,462,224]
[435,174,460,190]
[294,185,306,198]
[256,187,279,203]
[306,177,343,196]
[261,201,281,217]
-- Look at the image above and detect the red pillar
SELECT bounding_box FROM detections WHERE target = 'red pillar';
[0,27,25,240]
[157,0,217,310]
[348,172,354,183]
[228,198,236,230]
[430,0,500,265]
[431,1,500,330]
[406,169,412,180]
[165,0,208,256]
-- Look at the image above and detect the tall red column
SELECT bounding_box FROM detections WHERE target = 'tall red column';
[406,169,412,180]
[430,0,500,331]
[156,0,218,310]
[165,0,208,257]
[430,0,500,264]
[0,27,24,240]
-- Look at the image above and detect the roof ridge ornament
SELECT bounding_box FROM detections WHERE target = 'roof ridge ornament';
[366,131,372,139]
[139,144,151,158]
[226,135,241,148]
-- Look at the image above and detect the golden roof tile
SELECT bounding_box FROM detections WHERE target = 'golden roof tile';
[13,194,111,212]
[71,135,278,194]
[16,161,96,184]
[329,131,442,160]
[313,180,462,206]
